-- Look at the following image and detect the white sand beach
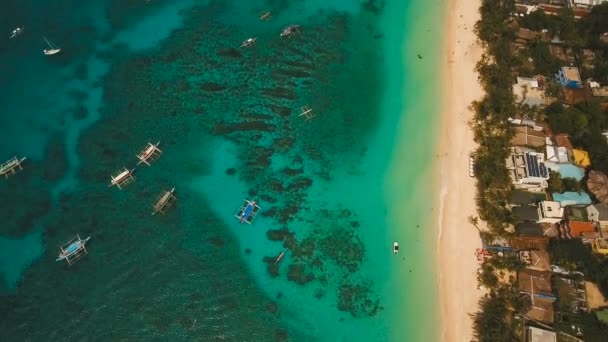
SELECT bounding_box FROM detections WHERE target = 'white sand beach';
[438,0,484,341]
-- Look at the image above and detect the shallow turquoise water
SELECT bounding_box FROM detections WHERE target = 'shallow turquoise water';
[0,0,445,340]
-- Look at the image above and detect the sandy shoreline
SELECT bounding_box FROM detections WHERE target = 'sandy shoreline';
[437,0,484,341]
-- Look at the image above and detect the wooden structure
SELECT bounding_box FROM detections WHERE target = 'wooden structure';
[109,167,135,189]
[136,141,162,166]
[56,235,91,266]
[299,105,314,120]
[0,156,26,179]
[152,187,177,215]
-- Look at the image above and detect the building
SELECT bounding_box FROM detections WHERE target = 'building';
[526,326,557,342]
[570,0,608,8]
[545,145,568,163]
[568,221,597,237]
[507,148,550,190]
[518,269,555,323]
[513,77,546,106]
[537,201,564,224]
[555,133,573,149]
[511,126,546,147]
[586,203,608,225]
[519,250,551,270]
[511,236,549,250]
[556,66,582,88]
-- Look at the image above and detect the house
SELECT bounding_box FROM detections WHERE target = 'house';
[586,203,608,227]
[537,201,564,223]
[513,77,546,107]
[545,145,568,163]
[552,192,592,206]
[526,326,557,342]
[511,189,545,206]
[516,221,545,236]
[568,221,597,237]
[511,236,549,250]
[506,148,550,190]
[511,126,546,147]
[556,66,582,88]
[513,205,541,222]
[519,250,551,270]
[555,133,573,149]
[518,269,555,323]
[570,0,608,8]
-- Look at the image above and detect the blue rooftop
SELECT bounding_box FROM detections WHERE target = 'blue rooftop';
[552,191,592,206]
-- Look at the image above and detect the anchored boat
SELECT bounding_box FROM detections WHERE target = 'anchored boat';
[241,37,257,48]
[234,199,261,224]
[280,24,300,38]
[259,11,271,21]
[393,242,399,254]
[56,235,91,266]
[274,251,285,264]
[42,36,61,55]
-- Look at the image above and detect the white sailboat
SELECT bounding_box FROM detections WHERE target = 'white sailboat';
[42,36,61,55]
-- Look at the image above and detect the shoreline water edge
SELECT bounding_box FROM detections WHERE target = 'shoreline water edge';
[438,0,484,341]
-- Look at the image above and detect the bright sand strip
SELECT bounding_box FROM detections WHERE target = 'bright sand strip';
[438,0,484,341]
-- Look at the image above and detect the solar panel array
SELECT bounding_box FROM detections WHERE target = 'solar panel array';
[525,153,548,178]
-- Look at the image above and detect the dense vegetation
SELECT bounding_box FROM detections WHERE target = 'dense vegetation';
[472,1,608,341]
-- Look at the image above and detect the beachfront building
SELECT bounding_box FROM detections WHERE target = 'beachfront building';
[511,126,546,147]
[513,77,545,107]
[507,148,550,190]
[556,66,582,88]
[526,326,557,342]
[518,250,551,271]
[518,269,555,323]
[545,145,568,163]
[569,0,608,8]
[567,221,597,238]
[537,201,564,224]
[511,236,549,251]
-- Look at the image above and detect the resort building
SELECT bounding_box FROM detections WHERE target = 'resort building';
[556,66,582,88]
[537,201,564,224]
[507,148,550,190]
[545,145,568,163]
[513,77,545,107]
[518,269,555,323]
[511,236,549,251]
[518,250,551,271]
[569,0,608,8]
[567,221,597,238]
[526,326,557,342]
[511,126,546,147]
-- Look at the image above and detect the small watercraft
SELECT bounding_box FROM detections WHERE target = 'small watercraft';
[259,11,271,21]
[393,242,399,254]
[274,251,285,264]
[240,37,257,48]
[234,199,261,224]
[280,24,300,38]
[56,236,91,262]
[10,27,23,39]
[42,36,61,55]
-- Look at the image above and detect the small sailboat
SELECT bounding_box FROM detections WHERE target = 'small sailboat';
[240,37,257,48]
[274,251,285,264]
[10,27,23,39]
[280,24,300,38]
[259,11,271,21]
[42,36,61,55]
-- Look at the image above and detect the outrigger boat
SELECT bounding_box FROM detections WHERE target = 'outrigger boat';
[10,27,23,39]
[393,242,399,254]
[42,36,61,55]
[240,37,257,48]
[234,199,261,224]
[259,11,271,21]
[56,235,91,266]
[274,251,285,264]
[280,24,300,38]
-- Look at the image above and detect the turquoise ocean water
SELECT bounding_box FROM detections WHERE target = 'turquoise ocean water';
[0,0,445,340]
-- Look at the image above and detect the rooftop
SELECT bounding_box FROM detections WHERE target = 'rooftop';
[540,201,563,219]
[511,236,549,251]
[527,326,557,342]
[519,250,551,271]
[591,86,608,97]
[560,66,582,82]
[555,133,573,149]
[568,221,597,237]
[512,126,546,147]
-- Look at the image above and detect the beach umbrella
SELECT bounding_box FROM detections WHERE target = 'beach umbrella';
[587,170,608,203]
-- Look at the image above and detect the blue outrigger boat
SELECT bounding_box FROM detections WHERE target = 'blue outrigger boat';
[234,199,261,224]
[56,235,91,266]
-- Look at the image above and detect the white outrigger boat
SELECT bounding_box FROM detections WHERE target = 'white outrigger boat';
[240,37,257,48]
[234,199,261,224]
[10,27,23,39]
[280,24,300,38]
[42,36,61,55]
[56,235,91,266]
